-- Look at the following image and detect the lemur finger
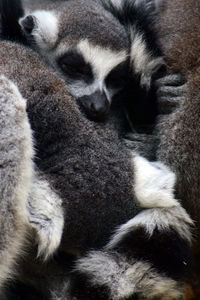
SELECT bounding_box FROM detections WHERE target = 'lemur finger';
[157,96,183,114]
[157,84,187,98]
[124,132,157,142]
[155,73,185,87]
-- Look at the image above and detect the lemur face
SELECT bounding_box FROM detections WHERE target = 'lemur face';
[55,39,128,121]
[19,1,129,121]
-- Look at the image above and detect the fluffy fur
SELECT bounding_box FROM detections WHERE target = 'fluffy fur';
[153,0,200,297]
[0,75,33,287]
[0,0,195,298]
[0,39,193,299]
[75,251,184,300]
[28,174,64,259]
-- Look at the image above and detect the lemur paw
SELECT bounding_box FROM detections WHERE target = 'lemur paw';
[155,73,187,114]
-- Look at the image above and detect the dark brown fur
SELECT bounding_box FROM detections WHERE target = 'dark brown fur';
[155,0,200,297]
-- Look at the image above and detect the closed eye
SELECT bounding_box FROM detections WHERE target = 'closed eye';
[57,49,94,84]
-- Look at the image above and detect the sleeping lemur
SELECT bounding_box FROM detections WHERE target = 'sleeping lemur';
[0,0,184,136]
[0,38,192,300]
[0,0,193,299]
[18,0,166,130]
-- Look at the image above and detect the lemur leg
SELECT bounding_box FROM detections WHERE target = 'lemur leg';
[0,76,33,287]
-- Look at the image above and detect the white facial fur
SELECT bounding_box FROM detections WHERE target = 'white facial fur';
[70,39,127,100]
[78,39,127,81]
[56,39,127,101]
[20,11,127,101]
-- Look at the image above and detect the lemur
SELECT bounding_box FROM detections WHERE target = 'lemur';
[150,0,200,298]
[19,0,167,131]
[0,75,33,293]
[0,39,192,300]
[0,0,185,137]
[0,0,193,299]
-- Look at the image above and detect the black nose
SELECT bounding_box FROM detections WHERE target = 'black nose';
[78,91,110,121]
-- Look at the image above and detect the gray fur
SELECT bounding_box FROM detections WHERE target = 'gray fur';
[0,40,151,260]
[28,173,64,259]
[21,0,129,55]
[19,0,132,122]
[153,0,200,296]
[0,75,33,286]
[0,40,192,299]
[119,0,200,296]
[0,0,194,298]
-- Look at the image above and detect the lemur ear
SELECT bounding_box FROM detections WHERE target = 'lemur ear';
[19,15,36,35]
[19,10,59,49]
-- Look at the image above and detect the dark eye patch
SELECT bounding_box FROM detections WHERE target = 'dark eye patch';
[57,49,94,84]
[105,60,129,89]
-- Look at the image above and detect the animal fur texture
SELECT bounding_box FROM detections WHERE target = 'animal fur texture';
[0,39,193,299]
[18,0,168,129]
[0,75,33,288]
[151,0,200,298]
[0,0,195,298]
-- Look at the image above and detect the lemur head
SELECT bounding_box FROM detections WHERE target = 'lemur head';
[19,0,129,121]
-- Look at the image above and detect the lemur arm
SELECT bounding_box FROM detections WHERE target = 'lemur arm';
[124,73,186,160]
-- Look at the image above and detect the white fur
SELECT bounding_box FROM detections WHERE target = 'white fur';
[133,155,178,208]
[78,39,127,81]
[106,205,193,249]
[28,175,64,259]
[130,31,164,88]
[20,10,59,49]
[58,39,126,100]
[130,31,151,74]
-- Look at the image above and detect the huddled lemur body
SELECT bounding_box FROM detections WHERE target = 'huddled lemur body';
[16,0,185,159]
[151,0,200,298]
[1,0,168,133]
[0,39,192,300]
[0,0,194,299]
